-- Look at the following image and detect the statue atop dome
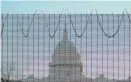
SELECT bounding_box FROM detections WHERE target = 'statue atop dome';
[63,26,68,41]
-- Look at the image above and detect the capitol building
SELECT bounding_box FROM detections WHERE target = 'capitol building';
[22,27,119,82]
[48,27,87,82]
[22,27,87,82]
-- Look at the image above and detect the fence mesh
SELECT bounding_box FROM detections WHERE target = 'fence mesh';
[1,13,131,82]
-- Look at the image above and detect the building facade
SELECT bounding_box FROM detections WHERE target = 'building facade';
[48,27,86,82]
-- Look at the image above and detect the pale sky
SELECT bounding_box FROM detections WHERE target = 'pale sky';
[1,1,131,14]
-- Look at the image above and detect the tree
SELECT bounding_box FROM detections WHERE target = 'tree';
[1,63,15,82]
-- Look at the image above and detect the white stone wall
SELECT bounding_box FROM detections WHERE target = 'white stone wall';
[48,63,83,82]
[52,52,81,64]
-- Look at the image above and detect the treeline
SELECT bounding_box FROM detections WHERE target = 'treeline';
[1,78,22,82]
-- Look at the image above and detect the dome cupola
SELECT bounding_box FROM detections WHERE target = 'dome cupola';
[54,27,76,52]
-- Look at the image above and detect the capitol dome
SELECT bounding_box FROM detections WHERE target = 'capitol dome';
[55,40,76,51]
[51,27,81,65]
[48,27,84,82]
[54,27,76,51]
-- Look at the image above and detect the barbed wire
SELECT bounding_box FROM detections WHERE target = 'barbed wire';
[1,9,131,38]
